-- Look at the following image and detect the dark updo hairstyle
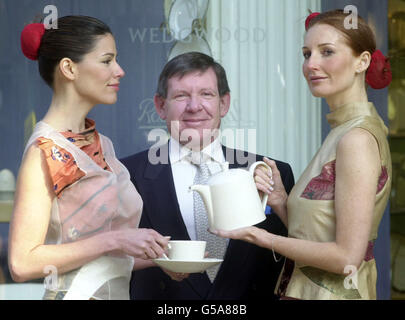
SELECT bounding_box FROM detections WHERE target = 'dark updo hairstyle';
[37,16,112,87]
[306,9,376,57]
[156,52,230,98]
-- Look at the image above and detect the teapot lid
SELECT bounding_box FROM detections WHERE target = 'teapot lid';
[207,162,250,185]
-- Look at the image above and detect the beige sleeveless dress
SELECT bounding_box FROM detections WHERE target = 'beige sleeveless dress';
[276,102,392,300]
[24,121,143,300]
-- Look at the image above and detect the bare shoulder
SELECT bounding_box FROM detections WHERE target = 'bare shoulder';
[20,143,44,173]
[336,128,380,175]
[17,143,54,196]
[23,143,42,160]
[338,127,379,155]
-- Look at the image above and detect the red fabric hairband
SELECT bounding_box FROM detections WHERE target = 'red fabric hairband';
[305,12,392,89]
[21,23,45,60]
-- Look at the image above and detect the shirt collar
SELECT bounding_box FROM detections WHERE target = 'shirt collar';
[169,137,225,164]
[169,138,190,164]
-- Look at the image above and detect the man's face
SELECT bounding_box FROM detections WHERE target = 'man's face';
[155,67,230,149]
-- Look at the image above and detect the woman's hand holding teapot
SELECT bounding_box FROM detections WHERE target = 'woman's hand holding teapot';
[253,157,288,226]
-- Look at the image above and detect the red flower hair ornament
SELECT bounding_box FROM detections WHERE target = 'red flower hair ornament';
[366,50,392,89]
[21,23,45,60]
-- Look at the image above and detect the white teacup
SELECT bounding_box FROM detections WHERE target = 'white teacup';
[166,240,206,261]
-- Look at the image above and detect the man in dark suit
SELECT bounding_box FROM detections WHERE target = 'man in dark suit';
[121,52,294,300]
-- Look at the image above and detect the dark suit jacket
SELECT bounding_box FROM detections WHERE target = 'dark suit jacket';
[120,144,294,300]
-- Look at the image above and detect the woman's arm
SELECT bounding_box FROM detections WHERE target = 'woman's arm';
[8,145,168,282]
[214,128,381,275]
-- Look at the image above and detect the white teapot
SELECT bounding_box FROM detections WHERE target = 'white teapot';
[190,161,271,231]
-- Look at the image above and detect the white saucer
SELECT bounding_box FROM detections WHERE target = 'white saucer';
[153,258,223,273]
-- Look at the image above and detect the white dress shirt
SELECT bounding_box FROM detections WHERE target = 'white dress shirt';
[169,138,226,240]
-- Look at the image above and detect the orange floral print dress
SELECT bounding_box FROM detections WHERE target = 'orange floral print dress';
[37,119,111,197]
[23,119,142,300]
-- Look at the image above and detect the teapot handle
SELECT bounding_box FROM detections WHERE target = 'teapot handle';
[249,161,272,211]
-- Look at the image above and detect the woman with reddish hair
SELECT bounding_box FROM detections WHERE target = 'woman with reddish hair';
[213,9,392,300]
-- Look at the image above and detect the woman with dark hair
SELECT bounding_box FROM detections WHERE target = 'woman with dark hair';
[212,9,392,300]
[8,16,169,300]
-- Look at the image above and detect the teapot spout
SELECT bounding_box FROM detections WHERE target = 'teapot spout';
[189,185,214,228]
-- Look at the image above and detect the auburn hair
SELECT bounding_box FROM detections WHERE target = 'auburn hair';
[306,9,376,57]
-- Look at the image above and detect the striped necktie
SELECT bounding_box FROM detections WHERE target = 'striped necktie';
[190,152,228,282]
